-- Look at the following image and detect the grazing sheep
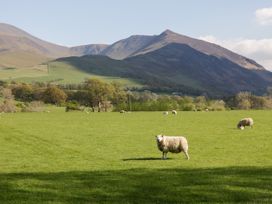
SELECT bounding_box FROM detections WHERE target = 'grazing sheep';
[237,118,254,129]
[163,111,169,115]
[120,110,126,113]
[156,134,189,160]
[172,110,177,115]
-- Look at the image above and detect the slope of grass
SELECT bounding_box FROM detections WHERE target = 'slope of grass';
[0,61,142,88]
[0,110,271,203]
[0,51,48,68]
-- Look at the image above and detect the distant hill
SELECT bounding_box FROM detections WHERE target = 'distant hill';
[92,29,263,71]
[55,43,272,96]
[0,23,70,59]
[70,44,108,56]
[1,23,272,96]
[100,35,155,59]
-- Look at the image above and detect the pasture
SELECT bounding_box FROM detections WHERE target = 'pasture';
[0,110,271,203]
[0,61,142,88]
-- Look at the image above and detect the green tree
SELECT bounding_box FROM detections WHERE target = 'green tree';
[43,86,67,105]
[12,84,34,101]
[235,92,251,110]
[84,79,114,112]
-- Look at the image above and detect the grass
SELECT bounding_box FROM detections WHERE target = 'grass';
[0,110,271,203]
[0,51,48,68]
[0,61,142,88]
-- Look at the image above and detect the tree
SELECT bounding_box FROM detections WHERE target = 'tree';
[12,84,34,101]
[0,88,16,112]
[195,96,207,111]
[235,92,251,110]
[84,79,114,112]
[42,86,67,105]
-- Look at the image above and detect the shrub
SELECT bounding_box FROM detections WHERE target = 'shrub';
[65,101,83,112]
[22,101,44,112]
[43,86,67,105]
[12,84,34,101]
[0,100,16,113]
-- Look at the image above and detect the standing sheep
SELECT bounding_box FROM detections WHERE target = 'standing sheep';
[163,111,169,115]
[172,110,177,115]
[237,118,254,129]
[155,134,189,160]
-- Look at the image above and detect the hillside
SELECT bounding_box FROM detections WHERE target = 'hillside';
[100,35,155,59]
[1,23,271,96]
[54,43,272,96]
[70,44,108,56]
[0,23,70,58]
[93,30,263,71]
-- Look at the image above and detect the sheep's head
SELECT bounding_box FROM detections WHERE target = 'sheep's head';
[239,126,244,130]
[156,134,164,143]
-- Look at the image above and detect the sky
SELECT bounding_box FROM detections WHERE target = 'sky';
[0,0,272,69]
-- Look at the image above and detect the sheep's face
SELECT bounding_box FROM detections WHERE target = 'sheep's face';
[156,135,164,143]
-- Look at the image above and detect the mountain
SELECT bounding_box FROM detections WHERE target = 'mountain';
[70,44,108,56]
[96,29,264,71]
[0,23,108,68]
[1,23,271,96]
[55,43,272,96]
[100,35,155,59]
[0,23,70,58]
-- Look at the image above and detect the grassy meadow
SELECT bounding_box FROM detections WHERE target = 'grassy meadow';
[0,110,272,203]
[0,61,142,88]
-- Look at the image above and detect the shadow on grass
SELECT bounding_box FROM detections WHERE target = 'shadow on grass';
[123,157,173,161]
[0,166,271,203]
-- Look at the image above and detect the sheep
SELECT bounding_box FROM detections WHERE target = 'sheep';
[172,110,177,115]
[237,118,254,129]
[155,134,189,160]
[163,111,169,115]
[120,110,126,113]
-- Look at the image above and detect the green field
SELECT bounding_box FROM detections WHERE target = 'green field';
[0,61,142,88]
[0,110,272,203]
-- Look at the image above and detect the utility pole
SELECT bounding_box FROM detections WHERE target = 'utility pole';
[127,91,132,111]
[47,63,50,75]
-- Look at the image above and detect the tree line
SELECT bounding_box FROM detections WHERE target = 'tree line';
[1,79,272,113]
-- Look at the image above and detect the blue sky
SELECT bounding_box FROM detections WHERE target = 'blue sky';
[1,0,272,69]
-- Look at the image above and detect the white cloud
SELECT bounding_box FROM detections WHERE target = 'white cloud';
[199,36,272,71]
[255,7,272,25]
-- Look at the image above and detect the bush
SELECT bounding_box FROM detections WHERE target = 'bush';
[22,101,44,112]
[209,100,226,111]
[43,86,67,105]
[0,100,16,113]
[65,101,83,112]
[12,84,34,101]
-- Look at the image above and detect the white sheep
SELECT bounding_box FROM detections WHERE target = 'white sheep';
[237,118,254,129]
[172,110,177,115]
[156,134,189,160]
[163,111,169,115]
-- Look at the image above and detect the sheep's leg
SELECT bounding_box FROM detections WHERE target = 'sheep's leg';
[184,151,190,160]
[162,152,167,160]
[164,152,167,160]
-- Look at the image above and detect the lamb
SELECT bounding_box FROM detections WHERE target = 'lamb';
[237,118,254,129]
[163,111,169,115]
[156,134,189,160]
[172,110,177,115]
